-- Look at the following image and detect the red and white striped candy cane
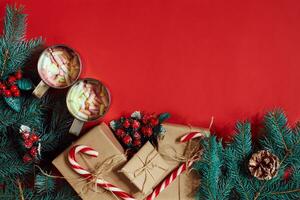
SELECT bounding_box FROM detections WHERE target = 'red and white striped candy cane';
[68,145,136,200]
[146,160,193,200]
[147,131,205,200]
[179,131,205,143]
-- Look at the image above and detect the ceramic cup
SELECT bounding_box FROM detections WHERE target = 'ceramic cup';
[32,45,82,98]
[66,78,111,135]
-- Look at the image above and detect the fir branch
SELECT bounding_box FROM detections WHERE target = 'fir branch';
[0,49,9,77]
[0,5,75,199]
[4,5,26,42]
[34,173,56,194]
[271,188,300,195]
[195,136,223,200]
[264,110,291,154]
[217,176,234,200]
[229,121,252,162]
[17,178,25,200]
[38,93,73,153]
[0,157,32,179]
[1,5,42,78]
[30,183,79,200]
[0,96,43,130]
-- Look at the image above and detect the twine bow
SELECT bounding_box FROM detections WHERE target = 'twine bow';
[146,121,212,200]
[67,145,136,200]
[159,143,202,173]
[79,155,124,196]
[35,155,125,200]
[132,149,167,192]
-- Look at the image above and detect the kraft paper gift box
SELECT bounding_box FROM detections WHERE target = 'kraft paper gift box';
[153,170,200,200]
[52,122,140,200]
[120,142,169,194]
[153,123,210,200]
[52,122,209,200]
[130,123,209,200]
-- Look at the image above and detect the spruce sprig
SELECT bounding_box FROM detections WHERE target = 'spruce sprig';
[0,5,77,199]
[1,5,42,79]
[195,110,300,200]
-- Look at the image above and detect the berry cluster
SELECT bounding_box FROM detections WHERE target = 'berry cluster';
[110,111,170,156]
[0,70,22,97]
[21,128,40,163]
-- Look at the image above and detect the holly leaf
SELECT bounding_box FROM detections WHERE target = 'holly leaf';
[4,97,21,112]
[158,112,170,123]
[17,78,33,90]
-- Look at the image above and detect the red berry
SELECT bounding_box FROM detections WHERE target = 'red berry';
[133,131,141,139]
[131,120,140,129]
[4,90,12,97]
[30,147,38,157]
[142,114,151,124]
[15,71,22,80]
[123,135,132,145]
[133,139,141,147]
[30,133,39,143]
[13,90,20,97]
[149,118,159,126]
[283,167,293,180]
[10,85,18,93]
[142,127,153,137]
[0,84,6,90]
[8,76,16,84]
[24,140,33,149]
[122,119,131,128]
[23,154,32,163]
[115,129,125,137]
[22,132,30,140]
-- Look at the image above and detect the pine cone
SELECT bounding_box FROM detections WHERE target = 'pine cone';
[248,150,280,180]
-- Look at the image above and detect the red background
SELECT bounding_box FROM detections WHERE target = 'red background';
[1,0,300,137]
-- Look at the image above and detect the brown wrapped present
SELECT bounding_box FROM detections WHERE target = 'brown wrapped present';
[120,142,169,194]
[153,123,210,200]
[52,122,140,200]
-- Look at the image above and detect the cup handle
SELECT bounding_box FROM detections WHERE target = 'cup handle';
[32,81,49,98]
[69,119,84,136]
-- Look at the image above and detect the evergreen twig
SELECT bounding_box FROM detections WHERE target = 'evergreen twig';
[0,5,77,199]
[195,110,300,200]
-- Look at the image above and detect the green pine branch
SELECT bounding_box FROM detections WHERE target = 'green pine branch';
[1,5,42,79]
[262,110,293,159]
[195,136,226,200]
[229,121,252,162]
[0,5,77,199]
[4,5,26,42]
[195,110,300,200]
[226,122,256,200]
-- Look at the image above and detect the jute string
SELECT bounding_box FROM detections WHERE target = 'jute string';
[159,117,213,199]
[127,148,167,192]
[35,154,124,200]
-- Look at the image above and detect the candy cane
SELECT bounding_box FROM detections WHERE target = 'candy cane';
[146,160,193,200]
[179,131,205,143]
[147,131,205,200]
[68,145,136,200]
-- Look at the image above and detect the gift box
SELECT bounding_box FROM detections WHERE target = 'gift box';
[52,123,140,200]
[152,169,200,200]
[120,142,169,194]
[52,122,209,200]
[153,123,210,200]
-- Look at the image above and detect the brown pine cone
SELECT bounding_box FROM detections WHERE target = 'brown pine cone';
[248,150,280,180]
